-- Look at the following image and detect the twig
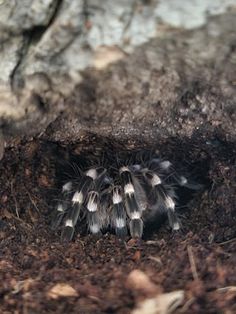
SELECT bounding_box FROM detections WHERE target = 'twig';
[25,189,40,213]
[187,245,199,281]
[12,215,32,231]
[217,286,236,293]
[10,180,19,218]
[148,255,163,266]
[180,297,195,313]
[218,238,236,245]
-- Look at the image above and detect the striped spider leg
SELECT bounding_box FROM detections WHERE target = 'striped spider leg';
[111,185,128,238]
[149,158,203,191]
[84,167,109,236]
[86,189,112,236]
[61,167,105,241]
[119,166,147,238]
[51,181,73,230]
[149,157,201,190]
[86,189,101,235]
[141,167,180,231]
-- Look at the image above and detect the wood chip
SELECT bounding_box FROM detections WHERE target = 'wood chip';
[47,283,78,299]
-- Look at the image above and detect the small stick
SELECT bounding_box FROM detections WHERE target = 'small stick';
[148,255,163,266]
[180,297,196,313]
[187,245,199,281]
[25,190,40,213]
[217,286,236,293]
[218,238,236,245]
[11,181,19,218]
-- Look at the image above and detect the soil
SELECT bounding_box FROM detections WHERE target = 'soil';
[0,15,236,314]
[0,132,235,314]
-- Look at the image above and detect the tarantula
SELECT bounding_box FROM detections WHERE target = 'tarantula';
[51,150,201,241]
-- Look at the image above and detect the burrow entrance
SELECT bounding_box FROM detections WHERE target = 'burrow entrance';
[1,132,215,240]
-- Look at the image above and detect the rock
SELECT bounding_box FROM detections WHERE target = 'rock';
[0,0,235,138]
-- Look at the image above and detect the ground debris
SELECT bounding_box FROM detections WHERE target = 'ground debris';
[11,278,35,295]
[132,290,184,314]
[126,269,160,298]
[47,283,78,299]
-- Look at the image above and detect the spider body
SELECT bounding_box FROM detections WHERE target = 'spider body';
[52,151,200,241]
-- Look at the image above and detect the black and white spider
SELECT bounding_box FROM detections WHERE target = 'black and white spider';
[51,151,201,241]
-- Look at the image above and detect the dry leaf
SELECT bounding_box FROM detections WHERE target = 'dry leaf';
[47,283,78,299]
[132,290,184,314]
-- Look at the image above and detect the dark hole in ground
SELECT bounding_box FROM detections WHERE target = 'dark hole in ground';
[48,134,211,241]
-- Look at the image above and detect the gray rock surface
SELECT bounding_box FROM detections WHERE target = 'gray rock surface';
[45,12,236,146]
[0,0,235,140]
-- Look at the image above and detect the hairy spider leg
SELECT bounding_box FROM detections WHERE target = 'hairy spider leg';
[61,168,98,241]
[111,186,128,238]
[143,169,180,230]
[120,167,144,238]
[51,181,73,230]
[149,158,197,190]
[160,159,203,190]
[85,190,102,235]
[85,167,110,235]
